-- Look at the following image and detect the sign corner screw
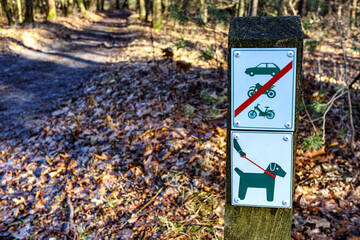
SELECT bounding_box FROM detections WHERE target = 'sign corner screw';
[234,51,240,58]
[284,122,291,128]
[283,135,290,141]
[287,51,294,58]
[234,198,240,204]
[235,121,240,127]
[282,200,289,206]
[234,134,240,140]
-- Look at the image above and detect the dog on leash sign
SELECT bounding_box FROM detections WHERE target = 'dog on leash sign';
[230,131,293,208]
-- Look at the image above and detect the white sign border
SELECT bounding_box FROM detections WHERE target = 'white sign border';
[230,130,293,208]
[231,48,297,131]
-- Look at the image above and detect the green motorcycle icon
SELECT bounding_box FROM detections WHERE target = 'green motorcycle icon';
[248,104,275,119]
[247,83,276,98]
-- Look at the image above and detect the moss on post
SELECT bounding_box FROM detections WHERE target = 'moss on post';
[225,16,303,240]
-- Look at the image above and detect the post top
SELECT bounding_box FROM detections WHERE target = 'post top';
[229,16,303,41]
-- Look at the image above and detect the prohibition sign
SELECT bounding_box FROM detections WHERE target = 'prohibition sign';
[234,61,293,118]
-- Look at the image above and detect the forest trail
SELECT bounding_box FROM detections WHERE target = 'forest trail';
[0,10,132,139]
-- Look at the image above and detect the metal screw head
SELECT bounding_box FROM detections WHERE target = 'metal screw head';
[283,135,290,141]
[287,51,294,58]
[282,200,289,206]
[234,51,240,58]
[234,198,240,204]
[234,134,240,140]
[235,121,240,127]
[284,122,291,128]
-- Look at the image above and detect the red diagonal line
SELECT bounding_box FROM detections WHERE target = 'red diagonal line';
[241,153,276,178]
[234,61,293,117]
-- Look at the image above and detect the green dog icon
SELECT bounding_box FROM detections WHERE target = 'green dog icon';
[235,163,286,202]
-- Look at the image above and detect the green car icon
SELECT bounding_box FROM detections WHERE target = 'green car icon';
[245,63,280,77]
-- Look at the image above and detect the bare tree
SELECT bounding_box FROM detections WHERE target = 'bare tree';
[16,0,22,22]
[47,0,57,18]
[66,0,74,15]
[235,0,245,17]
[139,0,146,19]
[1,0,13,24]
[152,0,163,29]
[88,0,96,12]
[78,0,87,13]
[24,0,34,22]
[251,0,258,16]
[275,0,284,15]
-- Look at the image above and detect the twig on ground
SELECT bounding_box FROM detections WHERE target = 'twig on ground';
[349,73,360,89]
[321,89,347,143]
[302,95,318,133]
[299,176,358,185]
[118,187,163,230]
[66,195,76,238]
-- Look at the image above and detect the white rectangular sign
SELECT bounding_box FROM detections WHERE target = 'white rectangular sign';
[231,131,293,208]
[231,48,297,131]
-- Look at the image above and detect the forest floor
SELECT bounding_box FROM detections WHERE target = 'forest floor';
[0,10,132,139]
[0,11,359,240]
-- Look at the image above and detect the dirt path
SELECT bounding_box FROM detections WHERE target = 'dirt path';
[0,11,133,139]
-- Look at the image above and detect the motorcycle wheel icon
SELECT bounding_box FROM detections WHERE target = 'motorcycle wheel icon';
[247,84,276,98]
[267,90,276,98]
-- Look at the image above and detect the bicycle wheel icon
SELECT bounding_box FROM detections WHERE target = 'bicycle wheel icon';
[248,110,257,119]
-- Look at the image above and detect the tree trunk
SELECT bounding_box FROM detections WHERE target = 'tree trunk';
[47,0,57,18]
[100,0,104,10]
[181,0,189,11]
[78,0,87,13]
[1,0,13,25]
[337,0,342,18]
[351,0,357,27]
[152,0,163,29]
[24,0,34,22]
[251,0,258,16]
[235,0,240,16]
[299,0,307,16]
[88,0,96,12]
[145,0,151,22]
[16,0,22,22]
[236,0,245,17]
[200,0,207,23]
[128,0,136,10]
[115,0,120,9]
[275,0,284,15]
[66,0,73,15]
[139,0,146,19]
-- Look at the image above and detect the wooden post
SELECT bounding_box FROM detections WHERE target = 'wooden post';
[225,17,303,239]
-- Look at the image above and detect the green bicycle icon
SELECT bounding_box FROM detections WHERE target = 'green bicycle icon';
[248,104,275,119]
[247,83,276,98]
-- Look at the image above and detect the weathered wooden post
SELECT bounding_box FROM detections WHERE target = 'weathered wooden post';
[225,17,303,239]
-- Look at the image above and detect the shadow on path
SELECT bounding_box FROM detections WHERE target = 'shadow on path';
[0,10,135,140]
